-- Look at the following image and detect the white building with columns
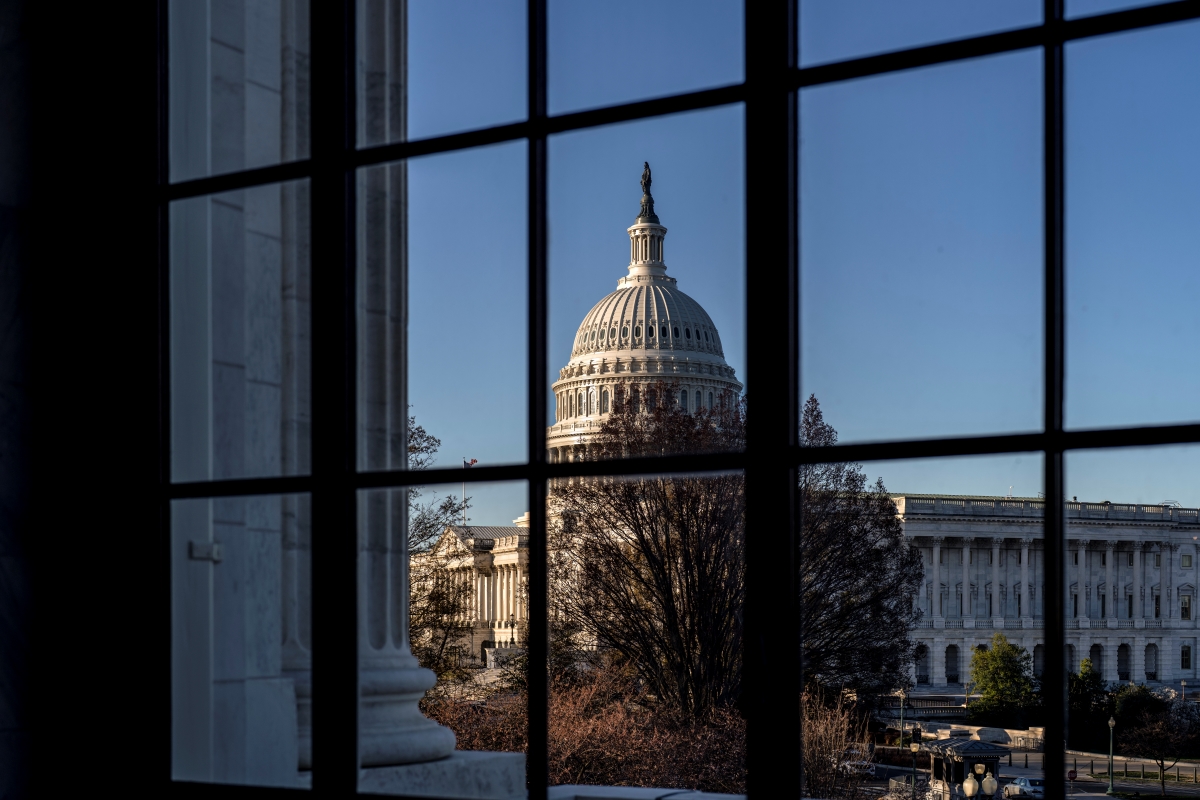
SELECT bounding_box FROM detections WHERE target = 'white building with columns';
[546,165,742,461]
[430,513,531,661]
[903,494,1200,692]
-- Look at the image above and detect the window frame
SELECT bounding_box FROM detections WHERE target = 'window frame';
[153,1,1200,798]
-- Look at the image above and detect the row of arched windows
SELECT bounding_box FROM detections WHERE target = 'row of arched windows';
[575,321,720,351]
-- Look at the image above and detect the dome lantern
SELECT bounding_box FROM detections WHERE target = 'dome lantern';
[626,161,668,281]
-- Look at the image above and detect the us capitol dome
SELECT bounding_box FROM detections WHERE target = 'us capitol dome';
[547,164,743,463]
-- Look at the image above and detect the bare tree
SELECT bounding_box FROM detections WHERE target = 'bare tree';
[799,395,925,696]
[549,382,745,719]
[1119,688,1200,796]
[405,416,475,683]
[801,687,873,799]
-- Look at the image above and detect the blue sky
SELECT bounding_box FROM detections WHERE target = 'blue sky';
[398,3,1200,523]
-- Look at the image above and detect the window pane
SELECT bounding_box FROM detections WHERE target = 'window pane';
[358,481,528,795]
[799,0,1040,68]
[172,493,311,788]
[1065,446,1200,791]
[548,0,743,116]
[548,106,745,464]
[168,0,309,183]
[800,51,1042,443]
[803,441,1045,796]
[357,0,526,147]
[549,471,745,790]
[1066,21,1200,430]
[357,142,526,472]
[1067,0,1174,19]
[171,180,310,482]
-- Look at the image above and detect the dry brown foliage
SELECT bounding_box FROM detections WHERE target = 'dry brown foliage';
[423,665,746,793]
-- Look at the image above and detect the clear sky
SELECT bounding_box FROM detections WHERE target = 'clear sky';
[399,2,1200,523]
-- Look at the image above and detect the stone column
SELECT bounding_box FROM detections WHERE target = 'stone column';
[1106,541,1116,627]
[962,537,973,620]
[992,538,1003,622]
[1133,542,1144,622]
[1133,636,1146,682]
[932,538,944,620]
[1103,640,1118,683]
[1021,538,1032,621]
[1084,542,1094,628]
[932,636,947,686]
[1167,543,1178,621]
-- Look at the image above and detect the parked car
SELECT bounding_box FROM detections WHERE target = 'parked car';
[839,760,876,778]
[1004,777,1045,798]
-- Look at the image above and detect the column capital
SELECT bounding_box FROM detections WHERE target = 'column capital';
[961,536,975,545]
[1132,541,1145,551]
[1075,539,1091,549]
[1106,540,1116,552]
[1020,537,1034,547]
[931,536,945,546]
[991,537,1004,548]
[1167,542,1181,552]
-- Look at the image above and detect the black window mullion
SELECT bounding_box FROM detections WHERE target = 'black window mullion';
[1043,3,1067,799]
[744,1,800,798]
[526,0,550,796]
[309,0,358,796]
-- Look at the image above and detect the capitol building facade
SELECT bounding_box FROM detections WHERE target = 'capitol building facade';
[432,169,1200,696]
[903,494,1200,691]
[439,168,744,656]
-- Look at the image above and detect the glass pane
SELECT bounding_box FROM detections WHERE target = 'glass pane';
[171,180,310,482]
[358,481,528,795]
[1066,446,1200,794]
[802,428,1045,796]
[548,106,745,464]
[1067,0,1172,19]
[357,142,526,473]
[800,0,1040,68]
[800,51,1043,443]
[357,0,526,147]
[172,493,311,788]
[168,0,309,183]
[548,0,743,116]
[1066,20,1200,430]
[548,471,745,790]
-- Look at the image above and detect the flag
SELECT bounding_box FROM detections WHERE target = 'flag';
[464,458,477,468]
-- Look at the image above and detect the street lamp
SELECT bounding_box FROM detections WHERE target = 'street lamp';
[982,770,998,798]
[909,742,920,800]
[1182,678,1188,700]
[898,687,907,749]
[1107,716,1116,796]
[505,612,517,645]
[960,767,979,796]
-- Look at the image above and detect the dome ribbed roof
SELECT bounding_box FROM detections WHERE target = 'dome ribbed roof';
[571,276,726,360]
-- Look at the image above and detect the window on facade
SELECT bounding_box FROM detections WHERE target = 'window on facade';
[1184,645,1193,670]
[1128,595,1133,619]
[1156,595,1162,619]
[1185,555,1194,568]
[1157,553,1162,568]
[151,2,1200,796]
